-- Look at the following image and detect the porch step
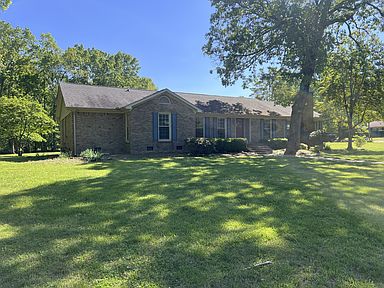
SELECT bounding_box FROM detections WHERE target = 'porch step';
[247,144,273,155]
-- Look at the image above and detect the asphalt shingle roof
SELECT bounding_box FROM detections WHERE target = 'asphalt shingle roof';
[59,82,319,117]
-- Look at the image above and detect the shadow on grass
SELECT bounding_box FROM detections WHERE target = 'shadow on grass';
[0,156,383,287]
[0,153,59,163]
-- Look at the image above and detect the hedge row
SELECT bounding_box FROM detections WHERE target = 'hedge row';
[185,138,247,155]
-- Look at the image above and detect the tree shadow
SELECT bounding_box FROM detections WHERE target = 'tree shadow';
[0,153,59,163]
[0,157,383,287]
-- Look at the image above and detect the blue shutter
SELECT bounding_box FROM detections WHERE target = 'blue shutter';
[272,119,276,138]
[152,112,158,142]
[260,119,264,140]
[172,113,177,142]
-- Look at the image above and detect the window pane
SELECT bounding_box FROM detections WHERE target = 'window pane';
[263,120,271,139]
[218,118,225,129]
[159,114,169,126]
[218,129,225,138]
[159,127,170,140]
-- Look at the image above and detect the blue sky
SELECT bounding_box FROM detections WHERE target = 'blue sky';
[1,0,252,97]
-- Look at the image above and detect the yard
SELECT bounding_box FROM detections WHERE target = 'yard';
[321,139,384,162]
[0,149,383,287]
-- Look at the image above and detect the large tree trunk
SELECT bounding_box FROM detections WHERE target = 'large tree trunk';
[347,117,353,150]
[285,74,313,155]
[301,94,314,144]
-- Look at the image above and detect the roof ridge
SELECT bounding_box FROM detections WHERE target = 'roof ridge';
[59,81,156,92]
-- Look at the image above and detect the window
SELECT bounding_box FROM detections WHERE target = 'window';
[271,119,277,138]
[263,120,271,139]
[158,113,171,141]
[159,96,171,104]
[196,117,204,137]
[218,118,226,138]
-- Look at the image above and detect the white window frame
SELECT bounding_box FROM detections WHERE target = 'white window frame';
[158,112,172,142]
[196,117,204,138]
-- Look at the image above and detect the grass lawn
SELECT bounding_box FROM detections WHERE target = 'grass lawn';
[322,140,384,162]
[0,153,383,287]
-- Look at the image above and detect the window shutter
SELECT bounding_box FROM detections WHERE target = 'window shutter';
[152,112,158,142]
[172,113,177,142]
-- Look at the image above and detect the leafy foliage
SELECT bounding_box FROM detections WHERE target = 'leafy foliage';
[317,31,383,150]
[265,138,288,150]
[0,0,11,11]
[63,45,156,90]
[185,138,247,155]
[79,149,104,162]
[309,130,332,149]
[0,97,57,156]
[354,136,367,148]
[203,0,383,155]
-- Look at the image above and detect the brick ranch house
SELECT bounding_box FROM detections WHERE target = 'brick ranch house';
[56,82,321,155]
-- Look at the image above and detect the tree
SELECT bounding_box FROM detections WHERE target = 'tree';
[251,68,299,107]
[63,45,156,90]
[203,0,383,155]
[0,0,11,11]
[317,32,383,150]
[0,97,57,156]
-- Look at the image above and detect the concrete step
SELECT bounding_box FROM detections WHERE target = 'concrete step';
[247,144,273,155]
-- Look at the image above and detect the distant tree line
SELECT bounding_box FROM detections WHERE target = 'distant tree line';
[0,20,156,154]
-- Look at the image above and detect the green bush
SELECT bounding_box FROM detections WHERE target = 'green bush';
[215,138,247,153]
[266,138,288,150]
[80,149,104,162]
[185,138,247,155]
[184,138,215,155]
[324,144,332,151]
[300,143,309,150]
[354,135,367,148]
[309,130,331,148]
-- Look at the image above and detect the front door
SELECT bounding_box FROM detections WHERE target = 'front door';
[236,118,245,138]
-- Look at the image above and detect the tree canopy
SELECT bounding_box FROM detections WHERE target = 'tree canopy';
[0,97,57,156]
[317,31,383,149]
[0,21,156,117]
[204,0,383,154]
[0,20,156,153]
[63,45,156,90]
[0,0,11,11]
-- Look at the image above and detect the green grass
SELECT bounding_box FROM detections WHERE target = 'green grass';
[322,140,384,162]
[0,153,383,287]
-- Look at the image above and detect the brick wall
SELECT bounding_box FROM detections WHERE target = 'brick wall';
[129,94,196,154]
[75,112,127,154]
[60,113,74,152]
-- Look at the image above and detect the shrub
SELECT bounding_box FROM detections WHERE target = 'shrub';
[185,138,247,155]
[354,135,367,148]
[215,138,247,153]
[300,143,309,150]
[184,138,216,155]
[324,144,332,151]
[266,138,288,150]
[80,148,104,162]
[309,130,331,149]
